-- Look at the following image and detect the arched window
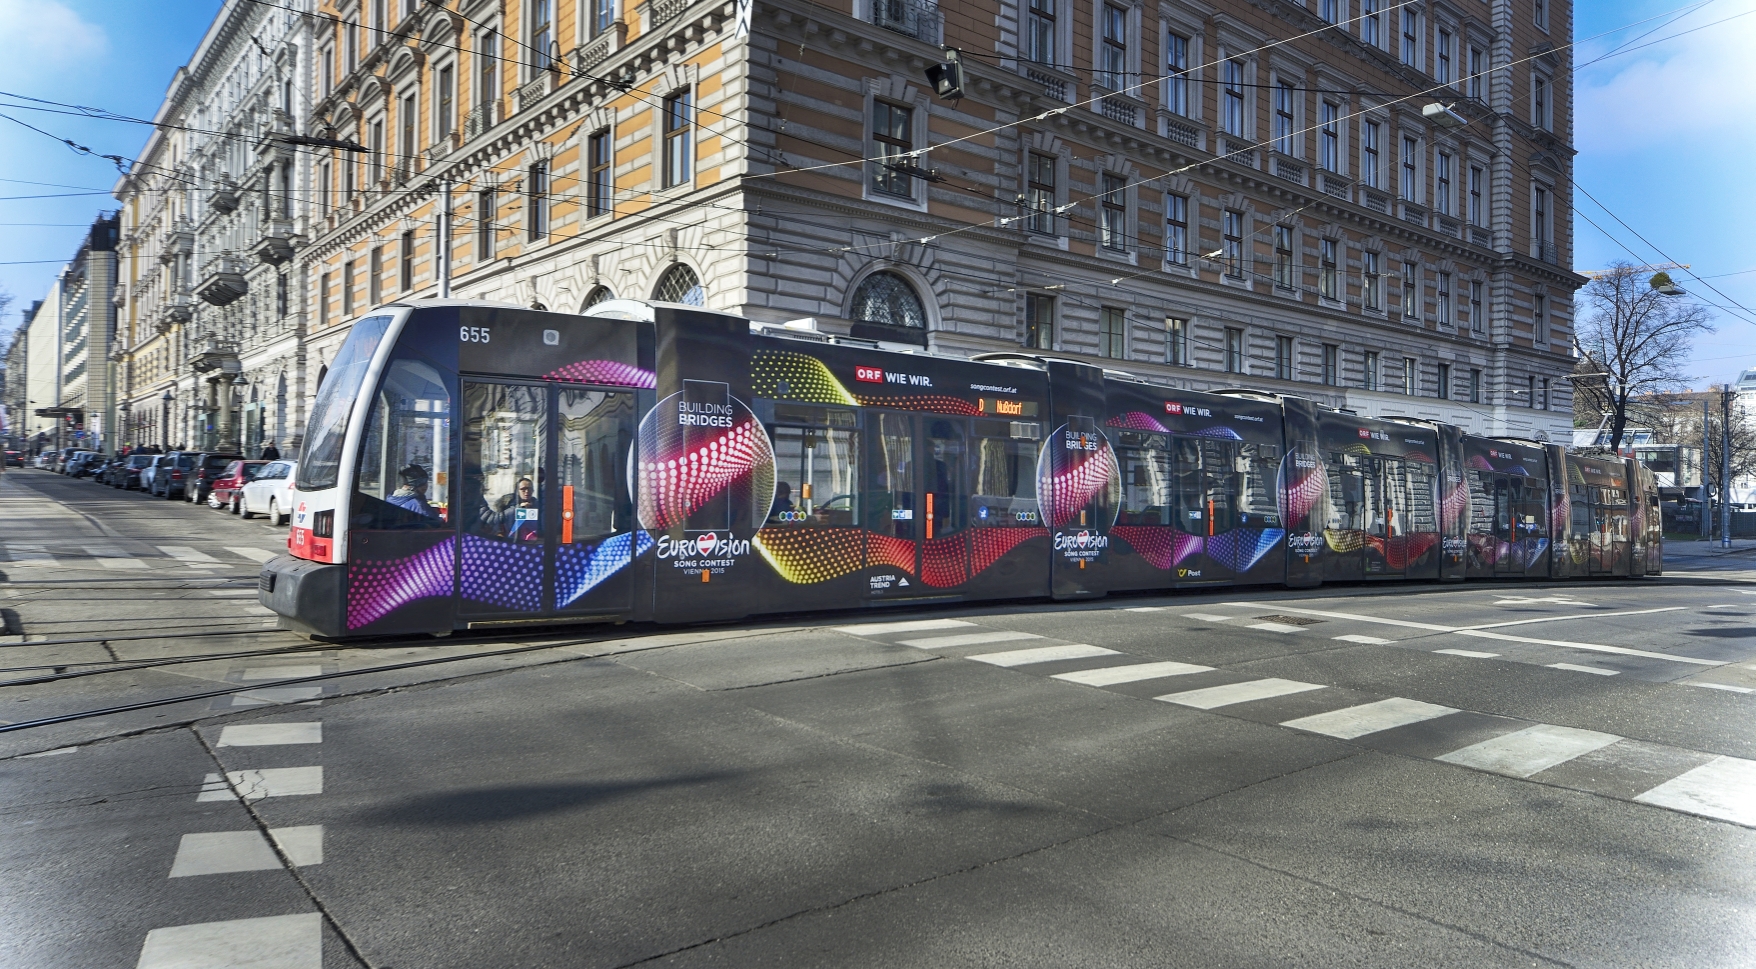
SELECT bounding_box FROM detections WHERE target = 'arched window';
[850,271,927,329]
[581,285,614,310]
[653,263,704,306]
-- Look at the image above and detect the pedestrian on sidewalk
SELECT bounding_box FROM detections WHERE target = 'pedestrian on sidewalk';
[260,441,281,461]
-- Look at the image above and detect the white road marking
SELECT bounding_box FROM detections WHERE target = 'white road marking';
[19,746,78,758]
[1053,661,1214,686]
[1434,648,1500,658]
[1281,697,1458,740]
[226,546,277,564]
[1493,595,1586,605]
[135,913,322,969]
[1157,678,1326,710]
[1464,606,1687,630]
[1181,612,1237,622]
[1232,603,1724,667]
[197,767,323,802]
[1548,662,1619,676]
[1635,756,1756,826]
[1707,605,1739,609]
[169,826,324,877]
[157,545,220,567]
[3,544,58,567]
[1248,622,1305,633]
[1690,682,1755,694]
[897,631,1043,649]
[1123,606,1169,612]
[967,644,1119,667]
[231,688,324,707]
[1436,724,1621,778]
[833,618,975,636]
[88,547,148,570]
[217,723,322,746]
[240,666,324,681]
[1333,634,1394,645]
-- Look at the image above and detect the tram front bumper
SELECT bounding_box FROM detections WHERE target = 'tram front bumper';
[258,554,347,638]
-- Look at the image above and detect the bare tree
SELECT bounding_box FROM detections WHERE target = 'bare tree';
[1642,392,1756,498]
[1573,262,1714,451]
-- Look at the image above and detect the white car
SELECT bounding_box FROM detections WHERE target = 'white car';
[240,460,299,526]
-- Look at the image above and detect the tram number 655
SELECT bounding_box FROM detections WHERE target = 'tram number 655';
[460,326,492,343]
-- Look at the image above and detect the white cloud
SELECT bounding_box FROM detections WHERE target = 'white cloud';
[0,0,109,88]
[1577,10,1756,156]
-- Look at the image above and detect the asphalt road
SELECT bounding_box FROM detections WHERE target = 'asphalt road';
[5,467,1756,968]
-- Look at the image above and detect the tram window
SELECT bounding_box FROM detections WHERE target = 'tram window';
[768,425,859,526]
[773,403,857,428]
[1325,452,1364,531]
[1238,443,1280,526]
[867,414,915,538]
[1405,461,1437,533]
[1116,433,1171,526]
[461,382,548,542]
[972,419,1042,526]
[352,358,452,530]
[558,389,634,542]
[299,314,392,491]
[924,419,968,540]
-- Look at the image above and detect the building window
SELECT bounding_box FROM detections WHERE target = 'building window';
[346,19,359,71]
[654,263,706,306]
[1468,165,1483,226]
[1323,344,1338,386]
[583,285,614,308]
[1362,121,1380,188]
[871,100,913,197]
[1468,46,1485,99]
[436,65,454,143]
[369,246,383,305]
[1027,152,1056,233]
[1164,193,1188,264]
[1402,356,1416,395]
[371,0,386,40]
[368,119,384,184]
[1469,368,1482,404]
[1320,0,1338,23]
[1099,307,1126,358]
[276,271,288,317]
[1363,250,1381,310]
[1469,280,1484,335]
[1401,9,1420,67]
[319,160,332,212]
[478,29,499,108]
[1401,136,1419,201]
[1223,209,1244,278]
[343,150,356,199]
[342,259,355,315]
[1027,0,1056,64]
[319,272,330,325]
[1320,239,1338,299]
[529,0,554,76]
[587,129,612,218]
[1100,173,1127,251]
[1099,5,1127,90]
[1275,335,1294,381]
[852,271,927,328]
[1166,316,1188,365]
[1533,185,1550,253]
[1165,32,1189,116]
[1540,377,1550,410]
[475,188,495,260]
[663,89,694,189]
[1533,74,1551,130]
[1403,261,1419,319]
[1437,363,1452,399]
[1437,28,1452,83]
[1273,81,1296,156]
[591,0,615,37]
[527,161,549,241]
[1437,272,1452,326]
[1534,293,1548,343]
[399,230,414,291]
[1534,0,1548,31]
[1225,327,1244,374]
[1025,293,1054,349]
[1363,0,1381,46]
[1222,59,1246,136]
[1273,226,1294,289]
[321,47,334,96]
[398,94,416,175]
[1319,102,1339,172]
[1527,375,1537,409]
[1435,152,1452,215]
[1364,351,1380,391]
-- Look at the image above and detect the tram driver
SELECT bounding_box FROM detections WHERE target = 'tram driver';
[387,464,440,518]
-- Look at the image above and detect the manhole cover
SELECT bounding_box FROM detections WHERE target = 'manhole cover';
[1254,615,1325,626]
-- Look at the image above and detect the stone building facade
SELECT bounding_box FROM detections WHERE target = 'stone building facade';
[114,0,315,452]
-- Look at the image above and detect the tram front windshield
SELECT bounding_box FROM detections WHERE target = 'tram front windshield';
[298,314,393,491]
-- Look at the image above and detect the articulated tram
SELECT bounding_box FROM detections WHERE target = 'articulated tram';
[259,300,1662,638]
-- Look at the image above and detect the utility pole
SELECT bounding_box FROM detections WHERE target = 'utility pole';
[438,178,452,299]
[1703,394,1712,541]
[1723,384,1734,548]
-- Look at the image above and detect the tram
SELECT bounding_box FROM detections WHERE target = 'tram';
[258,299,1662,638]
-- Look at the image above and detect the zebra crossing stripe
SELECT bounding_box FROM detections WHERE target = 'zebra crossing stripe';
[1157,678,1325,710]
[967,644,1118,667]
[1281,697,1458,740]
[1635,756,1756,827]
[1435,724,1620,778]
[1053,661,1213,686]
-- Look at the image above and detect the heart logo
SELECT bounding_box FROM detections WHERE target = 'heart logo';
[696,533,718,556]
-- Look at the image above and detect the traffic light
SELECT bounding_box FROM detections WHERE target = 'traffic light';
[925,48,964,102]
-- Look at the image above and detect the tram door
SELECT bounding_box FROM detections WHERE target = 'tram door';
[1492,476,1521,577]
[1363,458,1410,577]
[457,380,636,620]
[866,412,970,593]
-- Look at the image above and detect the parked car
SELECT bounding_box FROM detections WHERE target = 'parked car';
[138,454,172,494]
[148,451,197,498]
[240,460,298,525]
[52,447,82,473]
[3,449,21,467]
[110,453,158,489]
[208,459,266,512]
[85,456,118,481]
[186,452,244,504]
[64,451,100,477]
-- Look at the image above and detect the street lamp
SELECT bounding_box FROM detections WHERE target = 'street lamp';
[160,388,173,450]
[118,400,131,452]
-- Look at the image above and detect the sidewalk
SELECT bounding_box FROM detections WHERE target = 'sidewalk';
[1663,538,1756,571]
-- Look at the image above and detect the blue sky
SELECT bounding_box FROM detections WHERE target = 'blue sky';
[1,0,1751,388]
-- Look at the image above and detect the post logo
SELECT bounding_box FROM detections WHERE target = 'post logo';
[855,365,884,383]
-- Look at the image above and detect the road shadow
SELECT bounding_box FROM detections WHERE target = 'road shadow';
[1680,627,1756,638]
[355,773,738,826]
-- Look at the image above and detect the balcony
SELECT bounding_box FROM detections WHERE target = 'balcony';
[515,74,555,114]
[426,133,459,168]
[1272,157,1307,185]
[1163,116,1200,149]
[156,293,193,333]
[1219,139,1256,167]
[1399,201,1428,226]
[642,0,691,30]
[1093,89,1141,128]
[573,25,626,74]
[188,336,241,375]
[250,219,299,266]
[1023,64,1071,102]
[194,255,249,307]
[1436,216,1460,239]
[1470,226,1492,248]
[1361,190,1389,213]
[158,219,194,265]
[870,0,940,42]
[1318,172,1351,200]
[463,99,499,143]
[1534,242,1559,265]
[208,178,240,215]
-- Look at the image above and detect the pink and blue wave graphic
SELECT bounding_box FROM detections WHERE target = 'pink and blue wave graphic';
[1192,426,1244,441]
[1110,527,1202,569]
[1106,412,1168,432]
[348,538,458,629]
[1206,528,1285,573]
[1038,433,1121,529]
[545,359,657,388]
[555,531,655,608]
[1277,449,1327,526]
